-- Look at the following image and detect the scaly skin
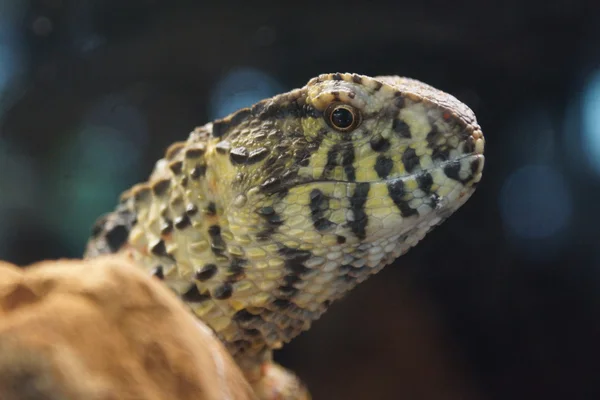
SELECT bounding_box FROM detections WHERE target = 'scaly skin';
[85,73,485,399]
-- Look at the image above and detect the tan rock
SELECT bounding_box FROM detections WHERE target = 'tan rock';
[0,256,256,400]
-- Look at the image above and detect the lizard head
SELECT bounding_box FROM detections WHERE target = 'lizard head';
[213,72,484,254]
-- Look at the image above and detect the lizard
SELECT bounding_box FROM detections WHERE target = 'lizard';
[84,72,485,399]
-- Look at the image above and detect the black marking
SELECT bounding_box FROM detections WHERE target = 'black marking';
[322,144,339,179]
[342,143,356,181]
[393,92,405,108]
[250,100,267,117]
[372,80,383,91]
[374,155,393,179]
[182,285,210,303]
[444,160,463,182]
[185,204,198,216]
[255,102,284,120]
[392,119,411,138]
[471,158,481,175]
[160,219,173,235]
[339,264,352,274]
[332,73,343,81]
[166,142,185,160]
[230,108,251,126]
[464,137,475,154]
[369,135,391,152]
[185,147,205,159]
[105,225,129,253]
[294,147,311,167]
[426,126,442,147]
[336,235,346,244]
[150,240,168,257]
[206,202,217,216]
[253,98,307,120]
[133,186,151,203]
[174,215,191,230]
[313,218,333,231]
[416,172,433,194]
[279,246,312,276]
[230,147,249,164]
[151,179,170,196]
[227,258,247,282]
[348,183,370,240]
[93,204,138,254]
[303,104,321,119]
[281,169,298,186]
[258,206,274,215]
[265,212,283,226]
[168,161,183,175]
[274,143,289,153]
[309,189,333,232]
[195,264,217,281]
[275,285,297,299]
[401,148,419,173]
[260,177,282,194]
[352,74,363,84]
[256,226,277,241]
[248,147,269,164]
[432,147,449,161]
[211,109,251,138]
[213,283,233,300]
[91,216,107,238]
[208,225,226,255]
[279,247,312,261]
[243,328,261,337]
[429,193,441,208]
[190,165,206,179]
[212,120,228,137]
[151,266,164,280]
[257,206,284,240]
[283,274,301,285]
[233,309,262,325]
[273,299,292,310]
[322,142,356,181]
[387,180,418,217]
[181,176,188,188]
[208,224,223,237]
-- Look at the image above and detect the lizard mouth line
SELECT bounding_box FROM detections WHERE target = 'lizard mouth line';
[289,153,483,189]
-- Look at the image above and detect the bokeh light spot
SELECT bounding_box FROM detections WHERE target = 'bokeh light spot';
[499,164,572,240]
[0,0,26,116]
[582,70,600,175]
[209,67,282,120]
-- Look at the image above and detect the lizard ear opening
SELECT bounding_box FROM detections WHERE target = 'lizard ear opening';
[324,102,362,132]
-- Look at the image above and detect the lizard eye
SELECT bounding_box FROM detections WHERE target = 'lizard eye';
[325,103,361,132]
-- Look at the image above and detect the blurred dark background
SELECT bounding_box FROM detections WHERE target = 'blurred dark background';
[1,0,600,399]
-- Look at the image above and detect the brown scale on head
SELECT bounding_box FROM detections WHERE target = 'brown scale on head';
[85,73,485,369]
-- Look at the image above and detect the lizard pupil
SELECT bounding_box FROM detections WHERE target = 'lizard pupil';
[327,104,359,131]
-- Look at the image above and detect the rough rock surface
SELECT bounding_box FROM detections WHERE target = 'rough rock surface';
[0,256,256,400]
